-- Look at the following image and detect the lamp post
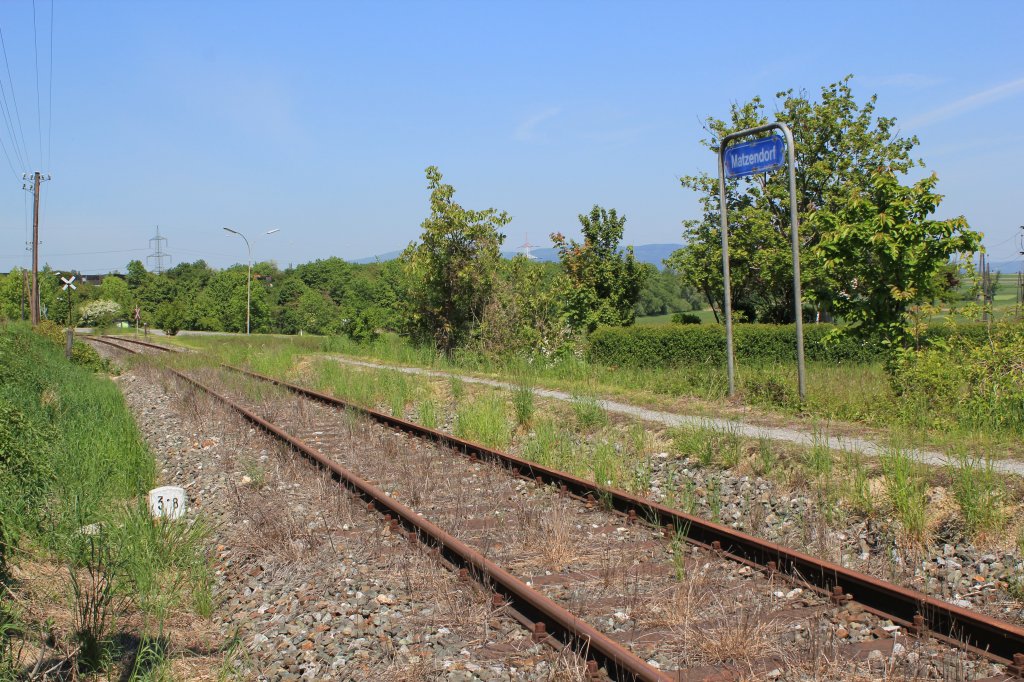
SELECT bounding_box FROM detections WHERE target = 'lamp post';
[223,228,279,335]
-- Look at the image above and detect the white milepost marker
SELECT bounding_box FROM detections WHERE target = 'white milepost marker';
[148,485,187,520]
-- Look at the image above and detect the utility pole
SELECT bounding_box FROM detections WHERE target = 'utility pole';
[23,172,50,326]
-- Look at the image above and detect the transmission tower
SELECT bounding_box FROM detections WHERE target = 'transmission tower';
[519,232,538,260]
[147,226,172,274]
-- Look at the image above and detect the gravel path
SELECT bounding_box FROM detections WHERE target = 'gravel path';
[327,356,1024,477]
[115,363,591,681]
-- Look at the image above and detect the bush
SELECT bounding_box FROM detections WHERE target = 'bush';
[586,321,993,368]
[587,323,880,367]
[889,322,1024,432]
[671,312,701,325]
[33,321,107,371]
[155,302,184,336]
[78,299,121,328]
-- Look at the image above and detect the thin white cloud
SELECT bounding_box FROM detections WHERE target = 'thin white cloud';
[514,107,561,141]
[906,76,1024,128]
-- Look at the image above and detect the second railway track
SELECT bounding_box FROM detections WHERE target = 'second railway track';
[95,342,1024,680]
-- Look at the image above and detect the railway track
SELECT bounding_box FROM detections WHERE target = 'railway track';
[96,334,177,353]
[97,342,1024,680]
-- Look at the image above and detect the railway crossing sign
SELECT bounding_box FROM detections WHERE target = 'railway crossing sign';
[723,136,786,178]
[134,306,141,322]
[60,275,76,291]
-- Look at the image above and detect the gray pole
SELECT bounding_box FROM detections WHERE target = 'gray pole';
[716,122,806,402]
[717,151,736,397]
[245,241,252,336]
[780,123,807,401]
[224,228,252,335]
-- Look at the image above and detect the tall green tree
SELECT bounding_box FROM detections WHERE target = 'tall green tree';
[551,206,647,332]
[811,170,979,344]
[667,76,921,323]
[401,166,510,352]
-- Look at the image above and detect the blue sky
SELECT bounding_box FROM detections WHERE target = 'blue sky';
[0,0,1023,274]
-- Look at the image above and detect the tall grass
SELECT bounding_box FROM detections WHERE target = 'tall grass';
[571,393,607,429]
[416,398,439,429]
[880,446,929,545]
[0,324,210,673]
[521,419,577,474]
[510,372,535,427]
[454,392,511,449]
[670,424,742,469]
[949,451,1005,535]
[842,451,874,517]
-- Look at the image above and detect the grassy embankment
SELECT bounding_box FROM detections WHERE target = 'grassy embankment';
[0,323,212,680]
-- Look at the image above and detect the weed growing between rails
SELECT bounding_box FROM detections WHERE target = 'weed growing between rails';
[0,325,212,677]
[455,391,512,449]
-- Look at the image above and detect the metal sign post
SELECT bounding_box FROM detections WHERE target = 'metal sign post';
[718,122,806,401]
[60,275,76,326]
[60,275,77,359]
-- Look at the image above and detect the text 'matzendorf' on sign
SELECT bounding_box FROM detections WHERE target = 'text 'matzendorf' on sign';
[723,135,786,178]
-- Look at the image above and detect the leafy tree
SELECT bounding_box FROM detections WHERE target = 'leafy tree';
[401,166,510,352]
[635,266,703,317]
[0,269,28,320]
[125,260,149,289]
[294,289,337,335]
[97,276,131,311]
[668,76,921,323]
[155,300,185,335]
[810,170,979,344]
[551,205,647,332]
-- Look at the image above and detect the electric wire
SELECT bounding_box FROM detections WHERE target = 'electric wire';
[46,0,52,169]
[31,0,42,164]
[0,130,18,180]
[0,74,25,171]
[0,25,32,169]
[0,23,27,173]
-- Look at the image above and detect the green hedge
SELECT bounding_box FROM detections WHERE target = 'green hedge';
[587,322,992,367]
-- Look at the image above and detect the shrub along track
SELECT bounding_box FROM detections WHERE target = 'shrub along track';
[90,339,1024,680]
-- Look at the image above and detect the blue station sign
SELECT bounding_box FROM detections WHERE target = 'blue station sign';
[723,135,786,178]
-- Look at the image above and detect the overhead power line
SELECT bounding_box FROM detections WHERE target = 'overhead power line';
[0,25,31,169]
[32,0,42,164]
[46,0,52,168]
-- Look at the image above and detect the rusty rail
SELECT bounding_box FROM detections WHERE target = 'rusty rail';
[172,368,671,682]
[229,365,1024,668]
[86,336,142,353]
[99,335,174,352]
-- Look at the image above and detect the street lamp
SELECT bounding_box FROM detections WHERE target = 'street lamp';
[223,227,279,335]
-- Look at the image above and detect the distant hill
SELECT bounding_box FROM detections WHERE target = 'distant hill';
[352,243,683,269]
[988,260,1023,274]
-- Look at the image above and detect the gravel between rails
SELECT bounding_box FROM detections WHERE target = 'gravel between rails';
[113,362,592,681]
[201,368,1012,681]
